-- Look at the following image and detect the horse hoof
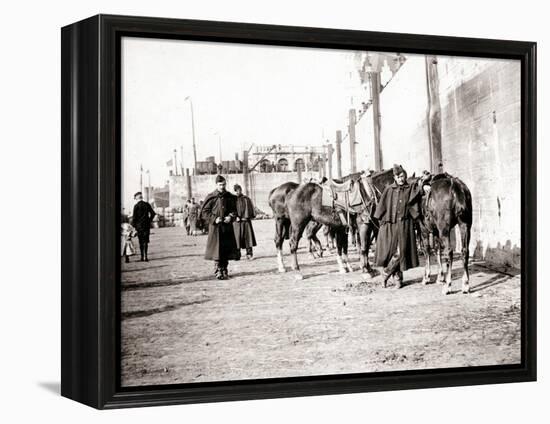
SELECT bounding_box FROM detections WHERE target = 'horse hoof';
[339,268,347,274]
[442,286,451,295]
[422,277,430,285]
[462,285,470,294]
[294,273,304,281]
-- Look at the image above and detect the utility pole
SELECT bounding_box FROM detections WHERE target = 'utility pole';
[184,96,198,175]
[369,71,383,171]
[425,55,443,173]
[139,164,143,194]
[173,149,178,176]
[146,169,151,202]
[326,143,334,180]
[335,130,343,179]
[348,108,357,173]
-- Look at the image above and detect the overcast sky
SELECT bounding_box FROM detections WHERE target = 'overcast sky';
[122,37,366,209]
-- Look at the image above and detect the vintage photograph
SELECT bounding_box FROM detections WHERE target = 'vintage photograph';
[120,36,521,387]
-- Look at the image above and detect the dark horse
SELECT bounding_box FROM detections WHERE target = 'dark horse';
[268,169,395,279]
[413,173,473,295]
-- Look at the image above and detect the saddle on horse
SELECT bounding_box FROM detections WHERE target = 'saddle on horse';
[320,179,364,225]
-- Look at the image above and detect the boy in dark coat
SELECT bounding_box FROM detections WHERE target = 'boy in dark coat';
[131,192,156,262]
[200,175,240,279]
[232,184,257,259]
[374,165,421,288]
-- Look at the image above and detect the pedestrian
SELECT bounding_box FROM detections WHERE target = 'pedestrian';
[188,198,200,236]
[232,184,257,259]
[200,175,240,279]
[131,192,156,262]
[374,164,421,288]
[183,200,191,235]
[121,217,137,263]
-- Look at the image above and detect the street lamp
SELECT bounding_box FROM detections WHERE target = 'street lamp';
[184,96,198,174]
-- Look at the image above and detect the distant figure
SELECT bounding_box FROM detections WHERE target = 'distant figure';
[374,165,421,288]
[121,217,137,263]
[201,175,240,279]
[132,192,156,262]
[183,200,191,235]
[233,184,257,260]
[188,198,200,236]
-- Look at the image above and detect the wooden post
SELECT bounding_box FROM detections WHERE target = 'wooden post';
[185,168,192,199]
[348,108,357,173]
[425,55,443,173]
[327,144,333,180]
[173,149,178,176]
[243,150,250,196]
[335,130,342,179]
[369,72,383,171]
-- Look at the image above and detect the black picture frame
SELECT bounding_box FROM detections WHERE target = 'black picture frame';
[61,14,537,409]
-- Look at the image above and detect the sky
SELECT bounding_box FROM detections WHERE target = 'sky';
[121,37,367,209]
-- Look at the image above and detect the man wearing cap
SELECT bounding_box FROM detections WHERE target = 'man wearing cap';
[200,175,240,279]
[374,164,421,288]
[232,184,257,260]
[131,192,156,262]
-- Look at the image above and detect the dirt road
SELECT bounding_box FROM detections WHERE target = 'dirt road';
[121,219,521,387]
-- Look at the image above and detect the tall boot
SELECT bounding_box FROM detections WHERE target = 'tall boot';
[144,243,149,262]
[139,242,144,261]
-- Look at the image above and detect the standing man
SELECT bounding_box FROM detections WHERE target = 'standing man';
[132,191,156,262]
[374,164,421,288]
[201,175,240,279]
[233,184,257,260]
[187,198,200,236]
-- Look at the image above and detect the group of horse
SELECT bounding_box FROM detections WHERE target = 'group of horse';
[268,169,473,295]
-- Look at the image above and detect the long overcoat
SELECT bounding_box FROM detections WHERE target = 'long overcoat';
[233,194,257,249]
[132,200,156,242]
[374,181,421,270]
[201,190,241,261]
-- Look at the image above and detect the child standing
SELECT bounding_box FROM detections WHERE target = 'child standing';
[121,220,137,263]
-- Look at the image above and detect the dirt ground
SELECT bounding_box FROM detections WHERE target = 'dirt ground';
[120,219,521,387]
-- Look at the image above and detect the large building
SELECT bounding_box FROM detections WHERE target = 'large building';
[250,144,328,174]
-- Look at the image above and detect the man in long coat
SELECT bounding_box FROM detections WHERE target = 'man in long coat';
[131,192,156,262]
[232,184,257,260]
[200,175,240,279]
[374,164,421,288]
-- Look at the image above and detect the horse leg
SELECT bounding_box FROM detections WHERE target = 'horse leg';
[422,252,431,285]
[341,227,353,272]
[289,220,308,280]
[309,222,324,259]
[275,218,287,273]
[359,222,375,278]
[440,231,454,295]
[459,221,471,294]
[333,228,347,273]
[420,227,432,285]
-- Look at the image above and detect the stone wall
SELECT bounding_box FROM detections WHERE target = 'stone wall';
[355,55,521,267]
[169,171,319,214]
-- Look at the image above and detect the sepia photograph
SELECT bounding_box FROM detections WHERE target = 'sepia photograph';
[120,36,521,387]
